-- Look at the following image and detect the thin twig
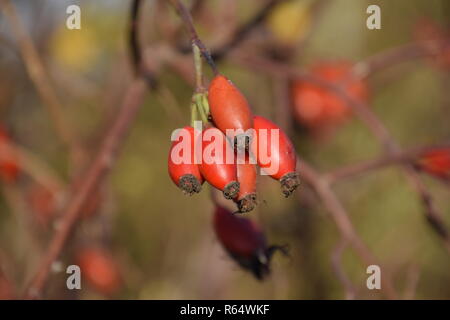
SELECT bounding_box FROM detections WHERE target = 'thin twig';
[352,39,450,80]
[325,143,450,184]
[0,141,65,190]
[168,0,218,75]
[211,0,285,61]
[129,0,157,88]
[129,0,143,73]
[24,79,147,299]
[300,160,397,299]
[330,239,356,300]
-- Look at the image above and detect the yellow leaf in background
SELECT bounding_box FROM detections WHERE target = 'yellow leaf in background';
[267,0,312,46]
[50,26,100,73]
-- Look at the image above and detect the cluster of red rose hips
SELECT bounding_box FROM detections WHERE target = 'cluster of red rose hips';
[167,73,298,278]
[168,74,300,213]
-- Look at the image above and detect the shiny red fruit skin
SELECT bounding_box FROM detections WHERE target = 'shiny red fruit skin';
[199,127,238,191]
[213,205,266,258]
[76,247,122,296]
[208,75,253,135]
[168,126,204,187]
[418,148,450,179]
[0,127,20,183]
[251,115,296,180]
[236,158,257,201]
[291,61,369,129]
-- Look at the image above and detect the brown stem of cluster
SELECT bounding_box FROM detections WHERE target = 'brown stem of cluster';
[168,0,218,75]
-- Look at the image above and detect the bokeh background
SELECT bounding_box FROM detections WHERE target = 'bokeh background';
[0,0,449,299]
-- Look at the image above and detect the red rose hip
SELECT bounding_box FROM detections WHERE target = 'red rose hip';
[199,127,239,199]
[251,115,300,197]
[168,126,204,195]
[208,75,253,146]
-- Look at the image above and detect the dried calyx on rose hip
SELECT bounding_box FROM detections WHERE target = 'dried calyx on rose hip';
[234,156,258,213]
[168,126,204,196]
[251,115,300,197]
[199,127,240,199]
[208,75,253,151]
[213,205,288,280]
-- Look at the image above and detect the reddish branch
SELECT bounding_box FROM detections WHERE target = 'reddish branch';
[325,143,450,184]
[330,239,356,300]
[211,0,285,60]
[300,160,397,299]
[129,0,158,88]
[352,39,450,80]
[24,79,147,299]
[168,0,218,75]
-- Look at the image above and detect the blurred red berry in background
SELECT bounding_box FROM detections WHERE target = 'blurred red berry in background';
[27,183,59,227]
[417,148,450,180]
[75,247,122,296]
[413,17,450,69]
[213,205,287,280]
[0,126,20,183]
[290,61,369,131]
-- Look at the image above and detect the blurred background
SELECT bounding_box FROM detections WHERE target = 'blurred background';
[0,0,449,299]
